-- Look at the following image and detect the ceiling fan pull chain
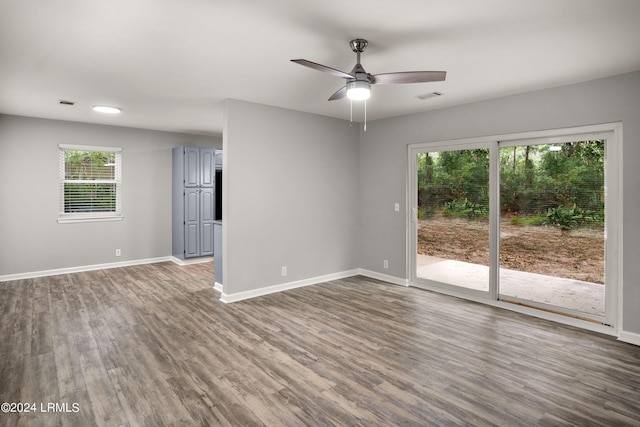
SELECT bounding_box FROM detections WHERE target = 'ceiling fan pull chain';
[364,99,367,132]
[350,99,353,126]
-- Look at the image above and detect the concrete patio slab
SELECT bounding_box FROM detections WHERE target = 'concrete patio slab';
[417,255,605,317]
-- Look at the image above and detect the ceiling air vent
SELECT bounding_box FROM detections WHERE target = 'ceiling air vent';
[58,99,76,106]
[416,91,443,100]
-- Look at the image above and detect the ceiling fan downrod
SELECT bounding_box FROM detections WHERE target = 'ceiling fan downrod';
[349,39,368,75]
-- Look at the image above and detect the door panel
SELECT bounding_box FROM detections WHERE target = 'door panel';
[200,188,214,256]
[184,147,200,187]
[498,140,606,319]
[184,188,200,258]
[200,222,214,256]
[200,188,214,222]
[200,148,215,187]
[185,189,199,222]
[414,147,491,295]
[185,223,200,257]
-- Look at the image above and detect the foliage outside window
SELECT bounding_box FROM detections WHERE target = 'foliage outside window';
[417,140,605,230]
[58,144,122,223]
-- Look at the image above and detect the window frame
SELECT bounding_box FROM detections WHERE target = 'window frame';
[57,144,123,223]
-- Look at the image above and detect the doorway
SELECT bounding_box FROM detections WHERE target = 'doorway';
[409,124,621,328]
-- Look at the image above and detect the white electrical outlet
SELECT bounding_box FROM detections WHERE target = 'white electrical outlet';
[394,203,400,212]
[115,249,121,257]
[383,260,389,269]
[281,266,287,276]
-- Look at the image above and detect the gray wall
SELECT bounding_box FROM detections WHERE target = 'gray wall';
[0,115,221,276]
[222,99,359,295]
[358,70,640,334]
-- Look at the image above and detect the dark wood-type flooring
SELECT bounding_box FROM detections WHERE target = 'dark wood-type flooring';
[1,262,639,426]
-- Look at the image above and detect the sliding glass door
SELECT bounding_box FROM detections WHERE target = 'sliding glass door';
[411,143,493,298]
[409,125,620,328]
[498,138,607,321]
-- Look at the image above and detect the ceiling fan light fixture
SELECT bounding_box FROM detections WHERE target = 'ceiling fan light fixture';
[346,80,371,100]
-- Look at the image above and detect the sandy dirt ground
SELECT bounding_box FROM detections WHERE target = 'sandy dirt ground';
[417,216,604,284]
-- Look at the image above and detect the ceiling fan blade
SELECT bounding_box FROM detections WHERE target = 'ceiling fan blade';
[371,71,446,85]
[291,59,354,79]
[328,86,347,101]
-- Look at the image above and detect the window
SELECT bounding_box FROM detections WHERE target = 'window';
[58,144,122,223]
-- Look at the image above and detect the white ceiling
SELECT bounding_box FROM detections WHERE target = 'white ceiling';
[1,0,640,136]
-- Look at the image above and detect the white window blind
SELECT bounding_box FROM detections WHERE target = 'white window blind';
[58,144,122,223]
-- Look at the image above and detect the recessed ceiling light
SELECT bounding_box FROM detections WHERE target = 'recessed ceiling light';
[92,105,121,114]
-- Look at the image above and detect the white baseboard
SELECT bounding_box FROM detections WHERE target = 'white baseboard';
[220,269,360,303]
[169,256,213,266]
[618,330,640,347]
[358,269,409,287]
[0,256,175,283]
[213,282,223,292]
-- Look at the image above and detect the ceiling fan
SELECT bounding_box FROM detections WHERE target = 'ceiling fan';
[291,38,446,102]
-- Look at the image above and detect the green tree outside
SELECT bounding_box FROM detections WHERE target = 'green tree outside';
[417,140,604,229]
